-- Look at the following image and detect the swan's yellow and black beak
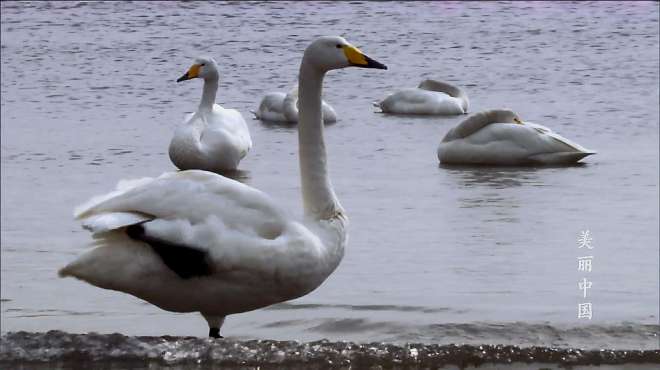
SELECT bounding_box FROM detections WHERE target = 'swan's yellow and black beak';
[343,45,387,70]
[513,117,524,124]
[177,64,201,82]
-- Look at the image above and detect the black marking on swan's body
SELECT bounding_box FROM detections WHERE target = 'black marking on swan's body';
[126,223,212,279]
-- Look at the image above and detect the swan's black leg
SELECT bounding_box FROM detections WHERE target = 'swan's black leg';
[203,314,226,339]
[209,327,223,339]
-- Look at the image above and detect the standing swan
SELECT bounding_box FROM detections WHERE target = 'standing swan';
[438,109,595,165]
[59,37,386,338]
[169,57,252,173]
[375,79,469,115]
[253,86,338,124]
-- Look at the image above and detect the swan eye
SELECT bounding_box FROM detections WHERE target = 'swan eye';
[335,44,342,49]
[200,63,206,66]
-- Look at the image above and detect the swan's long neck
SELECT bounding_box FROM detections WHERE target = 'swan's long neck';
[443,110,514,141]
[419,80,469,112]
[199,77,218,113]
[298,61,342,220]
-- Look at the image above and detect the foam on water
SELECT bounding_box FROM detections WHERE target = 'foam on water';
[1,331,659,369]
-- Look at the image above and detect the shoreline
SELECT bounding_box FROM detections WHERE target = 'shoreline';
[1,331,659,369]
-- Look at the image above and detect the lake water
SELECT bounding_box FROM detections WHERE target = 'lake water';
[1,0,658,354]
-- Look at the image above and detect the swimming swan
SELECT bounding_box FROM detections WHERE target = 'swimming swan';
[438,109,595,165]
[253,86,337,124]
[376,79,469,115]
[169,57,252,172]
[59,36,386,338]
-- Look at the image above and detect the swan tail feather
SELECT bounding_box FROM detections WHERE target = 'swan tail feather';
[74,177,155,219]
[59,231,133,280]
[58,231,159,292]
[528,151,595,164]
[372,101,385,113]
[527,122,595,154]
[81,212,153,234]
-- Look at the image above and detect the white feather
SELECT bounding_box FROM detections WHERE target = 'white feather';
[81,212,152,234]
[169,57,252,173]
[253,87,337,124]
[438,109,596,165]
[377,79,469,115]
[60,36,379,336]
[61,170,342,315]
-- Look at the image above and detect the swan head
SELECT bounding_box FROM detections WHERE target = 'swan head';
[490,109,523,124]
[176,56,219,82]
[303,36,387,72]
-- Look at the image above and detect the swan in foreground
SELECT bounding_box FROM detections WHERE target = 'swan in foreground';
[438,109,595,165]
[253,86,337,124]
[169,57,252,172]
[59,36,386,338]
[375,79,469,115]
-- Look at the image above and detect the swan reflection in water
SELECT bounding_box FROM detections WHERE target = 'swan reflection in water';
[438,165,548,226]
[440,165,544,189]
[440,163,588,189]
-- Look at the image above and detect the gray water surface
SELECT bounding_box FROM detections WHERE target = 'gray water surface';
[1,1,658,348]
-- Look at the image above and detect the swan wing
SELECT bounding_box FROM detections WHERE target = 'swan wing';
[386,88,434,104]
[81,212,153,234]
[197,106,252,160]
[255,92,288,121]
[286,86,336,123]
[76,170,285,237]
[73,170,324,276]
[63,170,326,313]
[208,105,252,145]
[378,88,435,111]
[439,122,595,165]
[524,122,594,154]
[321,100,337,123]
[379,88,463,115]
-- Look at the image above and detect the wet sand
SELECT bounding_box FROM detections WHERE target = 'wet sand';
[1,331,659,369]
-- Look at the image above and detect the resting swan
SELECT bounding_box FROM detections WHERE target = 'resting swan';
[253,86,337,124]
[375,79,469,115]
[59,36,386,338]
[438,109,595,165]
[169,57,252,173]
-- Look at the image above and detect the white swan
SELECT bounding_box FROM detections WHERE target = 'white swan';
[438,109,595,165]
[169,57,252,173]
[253,86,338,124]
[59,36,386,338]
[376,79,469,115]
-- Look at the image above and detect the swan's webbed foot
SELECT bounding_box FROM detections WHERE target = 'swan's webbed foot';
[209,327,223,339]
